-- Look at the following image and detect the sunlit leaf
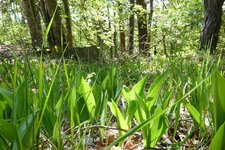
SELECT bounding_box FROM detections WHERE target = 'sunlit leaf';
[80,77,96,116]
[209,122,225,150]
[108,101,129,131]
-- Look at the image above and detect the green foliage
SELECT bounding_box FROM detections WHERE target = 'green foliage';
[209,122,225,150]
[212,71,225,132]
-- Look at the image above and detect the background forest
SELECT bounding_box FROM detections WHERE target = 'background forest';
[0,0,225,149]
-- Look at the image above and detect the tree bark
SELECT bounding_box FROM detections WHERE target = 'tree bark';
[63,0,73,49]
[199,0,225,53]
[40,0,54,49]
[46,0,65,51]
[128,0,134,54]
[118,4,126,53]
[136,0,148,54]
[22,0,43,48]
[148,0,153,45]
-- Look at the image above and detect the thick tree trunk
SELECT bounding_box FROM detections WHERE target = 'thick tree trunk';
[128,0,134,54]
[136,0,148,54]
[22,0,43,48]
[63,0,73,49]
[199,0,225,53]
[46,0,65,51]
[40,0,54,49]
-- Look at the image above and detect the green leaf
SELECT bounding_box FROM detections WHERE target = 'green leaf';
[102,75,109,90]
[136,93,150,122]
[0,119,17,141]
[147,71,169,108]
[132,75,148,98]
[18,110,39,139]
[209,122,225,150]
[14,81,26,119]
[213,71,225,131]
[126,100,137,127]
[53,97,63,148]
[0,119,22,149]
[43,108,56,138]
[0,87,13,108]
[122,86,131,102]
[108,101,129,131]
[79,77,96,116]
[68,86,76,138]
[149,107,168,147]
[122,76,148,103]
[185,102,200,124]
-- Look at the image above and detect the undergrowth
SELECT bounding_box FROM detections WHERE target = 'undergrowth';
[0,51,225,149]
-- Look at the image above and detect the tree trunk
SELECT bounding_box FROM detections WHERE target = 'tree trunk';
[63,0,73,50]
[136,0,148,54]
[114,11,118,57]
[107,6,113,59]
[119,27,126,53]
[199,0,225,53]
[22,0,43,48]
[46,0,65,51]
[40,0,54,49]
[128,0,134,54]
[118,4,126,53]
[148,0,153,45]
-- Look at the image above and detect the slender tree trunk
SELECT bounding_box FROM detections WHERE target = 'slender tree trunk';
[199,0,225,53]
[97,19,103,57]
[119,27,126,53]
[114,12,118,57]
[107,7,113,59]
[128,0,134,54]
[118,4,126,53]
[136,0,148,54]
[22,0,43,48]
[63,0,73,49]
[148,0,153,45]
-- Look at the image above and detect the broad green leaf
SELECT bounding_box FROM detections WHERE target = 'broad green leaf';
[132,76,148,98]
[14,81,26,119]
[135,93,150,143]
[122,76,148,103]
[108,101,129,131]
[79,77,96,116]
[147,71,169,109]
[185,102,200,124]
[149,107,168,147]
[102,75,109,90]
[68,86,76,137]
[209,122,225,150]
[122,86,131,102]
[53,97,63,148]
[0,87,13,108]
[0,119,17,141]
[18,110,39,139]
[126,100,137,127]
[43,108,56,138]
[0,119,22,149]
[213,71,225,131]
[136,93,150,121]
